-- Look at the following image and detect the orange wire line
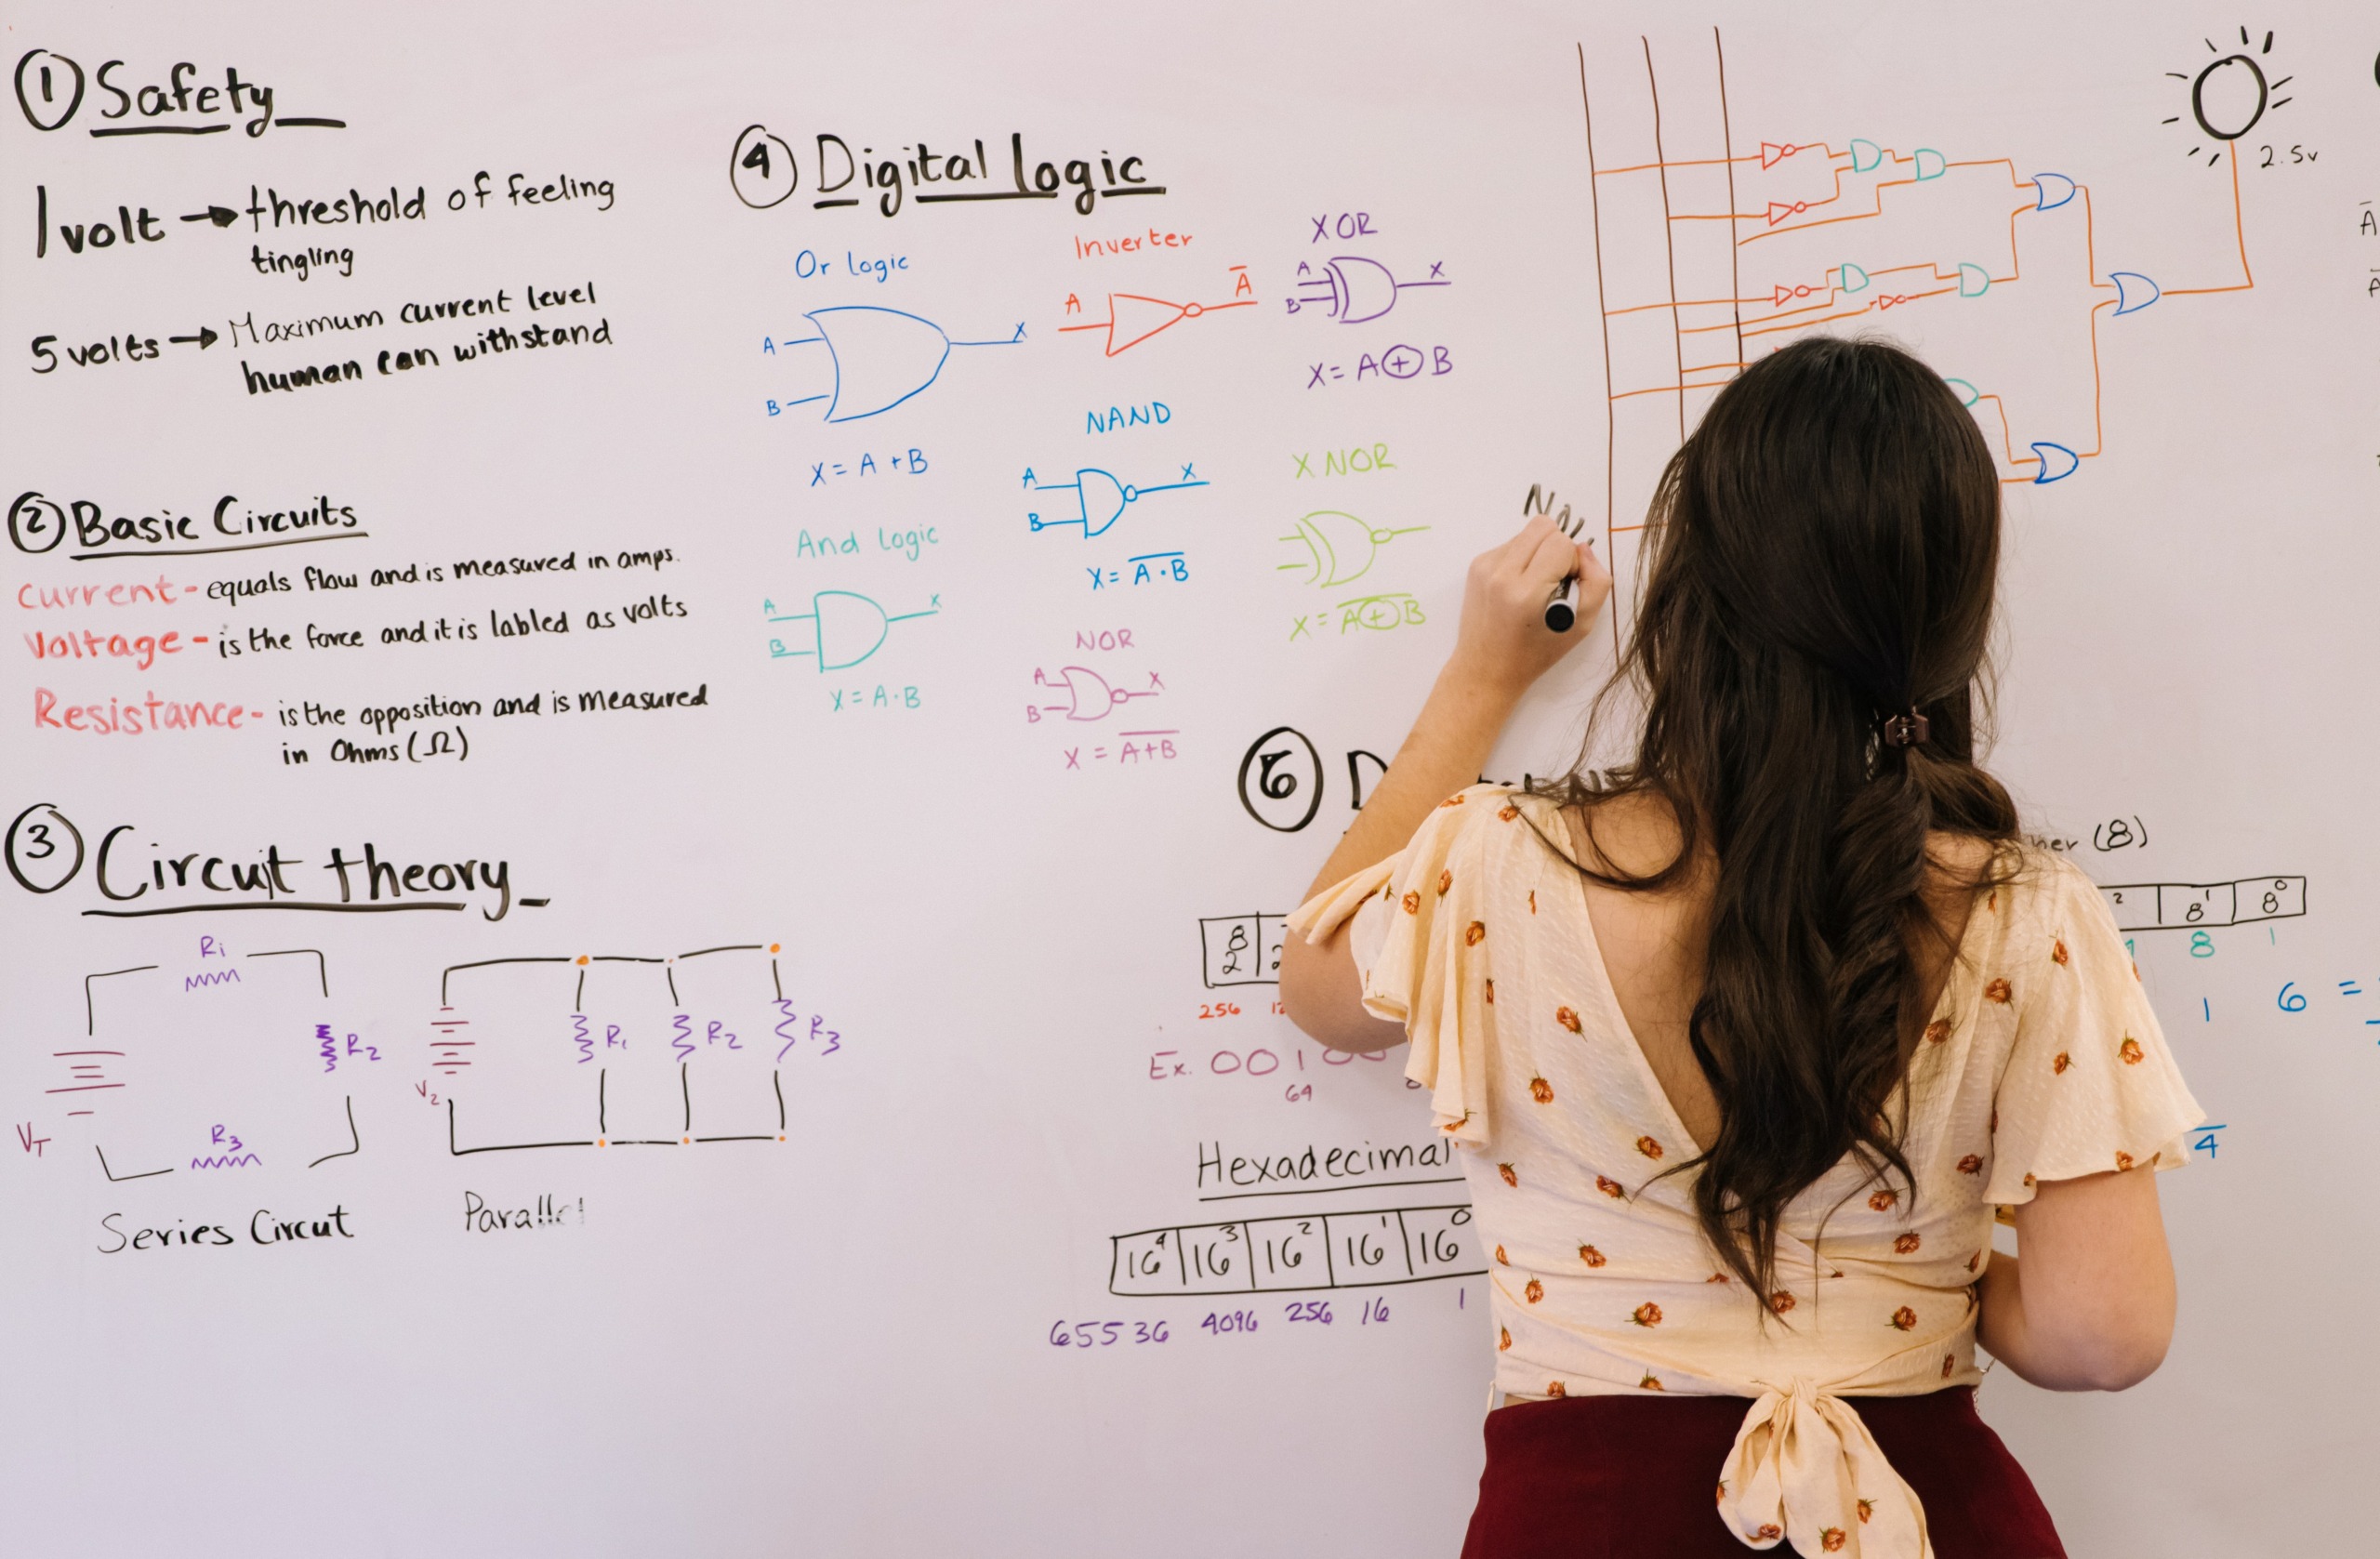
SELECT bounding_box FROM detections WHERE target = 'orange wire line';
[1595,152,1761,176]
[1606,297,1749,316]
[1975,395,2034,468]
[2082,299,2111,457]
[2163,142,2254,295]
[1593,47,2255,501]
[1594,141,1849,178]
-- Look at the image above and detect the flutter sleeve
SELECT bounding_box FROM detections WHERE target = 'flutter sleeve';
[1287,786,1500,1145]
[1982,860,2206,1205]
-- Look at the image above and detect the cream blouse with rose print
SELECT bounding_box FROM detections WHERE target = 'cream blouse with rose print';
[1289,786,2202,1559]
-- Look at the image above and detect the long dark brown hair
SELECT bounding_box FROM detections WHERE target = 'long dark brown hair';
[1549,335,2018,1301]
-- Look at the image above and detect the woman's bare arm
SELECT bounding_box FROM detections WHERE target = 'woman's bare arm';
[1977,1166,2176,1391]
[1280,516,1609,1050]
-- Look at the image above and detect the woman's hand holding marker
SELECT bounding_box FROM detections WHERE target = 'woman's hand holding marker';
[1448,512,1612,703]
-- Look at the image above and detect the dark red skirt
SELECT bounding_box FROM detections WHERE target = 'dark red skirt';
[1461,1388,2064,1559]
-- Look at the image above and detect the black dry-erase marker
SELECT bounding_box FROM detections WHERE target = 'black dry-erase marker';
[1545,575,1580,634]
[1524,483,1591,632]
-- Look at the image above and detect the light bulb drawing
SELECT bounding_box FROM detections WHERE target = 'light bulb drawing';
[1024,467,1209,539]
[765,590,938,670]
[1286,256,1451,324]
[770,306,1022,421]
[2164,27,2290,165]
[1276,509,1429,588]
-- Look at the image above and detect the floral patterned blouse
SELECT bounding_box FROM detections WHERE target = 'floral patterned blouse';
[1289,785,2202,1558]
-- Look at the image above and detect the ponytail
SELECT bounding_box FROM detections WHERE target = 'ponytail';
[1545,337,2016,1301]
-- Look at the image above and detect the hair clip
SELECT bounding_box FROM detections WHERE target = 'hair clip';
[1879,710,1931,748]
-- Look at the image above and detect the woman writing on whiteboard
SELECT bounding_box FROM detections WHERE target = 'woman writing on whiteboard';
[1282,337,2200,1559]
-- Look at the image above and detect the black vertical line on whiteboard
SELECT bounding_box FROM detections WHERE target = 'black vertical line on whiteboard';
[771,958,783,1001]
[1715,27,1742,366]
[774,1069,786,1130]
[667,966,680,1006]
[681,1063,691,1132]
[575,967,585,1011]
[84,965,157,1034]
[247,947,328,996]
[1576,43,1619,644]
[1643,35,1686,444]
[599,1068,607,1134]
[308,1096,360,1167]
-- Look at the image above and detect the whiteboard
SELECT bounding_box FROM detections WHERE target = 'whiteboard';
[2,3,2372,1553]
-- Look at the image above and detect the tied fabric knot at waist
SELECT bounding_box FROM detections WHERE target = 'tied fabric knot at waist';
[1716,1379,1931,1558]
